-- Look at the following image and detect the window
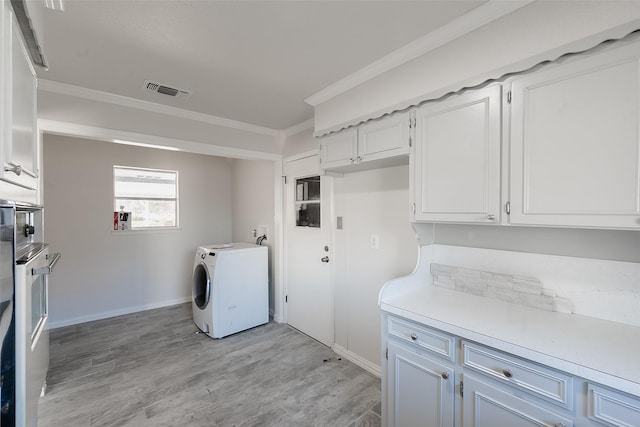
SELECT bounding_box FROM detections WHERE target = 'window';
[295,176,320,228]
[114,166,178,229]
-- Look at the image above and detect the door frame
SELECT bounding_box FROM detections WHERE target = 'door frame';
[281,150,335,346]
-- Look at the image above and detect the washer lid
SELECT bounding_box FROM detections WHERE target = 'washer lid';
[209,243,233,249]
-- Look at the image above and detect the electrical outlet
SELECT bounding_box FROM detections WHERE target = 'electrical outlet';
[370,234,379,249]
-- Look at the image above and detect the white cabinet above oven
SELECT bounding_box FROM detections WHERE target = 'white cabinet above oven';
[0,0,39,198]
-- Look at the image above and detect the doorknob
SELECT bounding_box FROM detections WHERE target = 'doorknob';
[321,256,330,263]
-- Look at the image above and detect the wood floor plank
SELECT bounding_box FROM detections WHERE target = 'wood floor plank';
[39,303,381,427]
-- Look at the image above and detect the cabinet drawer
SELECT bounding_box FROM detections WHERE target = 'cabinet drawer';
[588,383,640,427]
[462,341,573,410]
[387,316,455,363]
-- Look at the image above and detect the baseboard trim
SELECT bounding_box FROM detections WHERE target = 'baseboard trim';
[269,308,286,324]
[49,297,192,329]
[332,344,381,378]
[271,312,285,324]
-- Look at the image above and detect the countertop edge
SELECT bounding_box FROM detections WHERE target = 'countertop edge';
[380,287,640,398]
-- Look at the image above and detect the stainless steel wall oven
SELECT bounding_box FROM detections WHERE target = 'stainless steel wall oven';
[0,203,17,426]
[0,200,59,427]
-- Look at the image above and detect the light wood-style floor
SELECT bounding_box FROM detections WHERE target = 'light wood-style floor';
[39,303,382,427]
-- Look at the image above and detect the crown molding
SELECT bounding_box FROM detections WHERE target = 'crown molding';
[38,119,283,161]
[304,0,533,107]
[282,118,314,137]
[283,149,320,164]
[38,79,281,137]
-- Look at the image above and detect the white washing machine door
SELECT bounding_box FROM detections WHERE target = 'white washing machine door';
[192,262,211,310]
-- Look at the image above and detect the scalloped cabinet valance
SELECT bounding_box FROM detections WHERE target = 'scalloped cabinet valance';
[319,31,640,231]
[312,2,640,137]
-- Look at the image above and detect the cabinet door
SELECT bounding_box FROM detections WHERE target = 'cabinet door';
[319,128,358,170]
[509,43,640,229]
[587,383,640,427]
[462,374,573,427]
[1,8,38,190]
[0,1,11,178]
[414,85,502,223]
[387,341,455,427]
[357,112,409,162]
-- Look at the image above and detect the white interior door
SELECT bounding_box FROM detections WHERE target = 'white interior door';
[284,155,333,347]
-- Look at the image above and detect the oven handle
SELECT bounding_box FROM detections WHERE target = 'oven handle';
[32,253,61,276]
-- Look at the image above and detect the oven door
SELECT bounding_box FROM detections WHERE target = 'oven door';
[15,247,60,427]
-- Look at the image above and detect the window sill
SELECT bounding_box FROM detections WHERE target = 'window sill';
[111,227,182,235]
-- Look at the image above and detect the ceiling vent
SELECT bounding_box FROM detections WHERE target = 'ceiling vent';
[143,80,191,99]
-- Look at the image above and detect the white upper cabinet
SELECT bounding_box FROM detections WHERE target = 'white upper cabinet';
[319,112,410,173]
[0,2,10,181]
[413,85,502,223]
[509,42,640,229]
[319,128,358,171]
[357,112,410,163]
[0,1,38,192]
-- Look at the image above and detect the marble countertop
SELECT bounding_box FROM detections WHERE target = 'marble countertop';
[380,284,640,397]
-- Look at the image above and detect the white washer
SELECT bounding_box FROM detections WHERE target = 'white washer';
[192,242,268,339]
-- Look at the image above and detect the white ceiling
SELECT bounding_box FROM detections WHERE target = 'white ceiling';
[38,1,488,131]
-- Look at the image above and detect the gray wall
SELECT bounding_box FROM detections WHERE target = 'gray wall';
[230,159,276,314]
[283,128,317,158]
[333,165,417,367]
[43,134,233,327]
[39,90,281,155]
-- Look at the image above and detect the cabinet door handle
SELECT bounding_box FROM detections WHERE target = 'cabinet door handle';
[487,214,496,221]
[410,333,418,341]
[5,163,22,176]
[554,423,566,427]
[441,372,449,380]
[502,369,513,378]
[4,163,38,178]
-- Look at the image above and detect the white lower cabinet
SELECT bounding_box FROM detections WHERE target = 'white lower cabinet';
[462,374,573,427]
[587,383,640,427]
[384,314,457,427]
[383,313,640,427]
[461,341,574,411]
[387,341,455,427]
